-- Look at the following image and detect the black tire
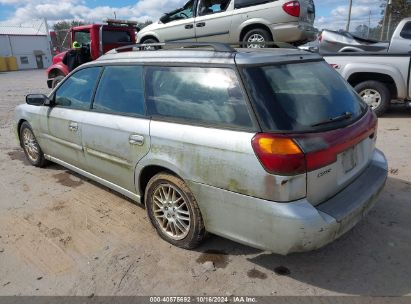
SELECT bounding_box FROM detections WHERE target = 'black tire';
[145,173,206,249]
[243,28,272,48]
[141,38,160,50]
[52,75,65,89]
[354,80,391,116]
[19,121,48,167]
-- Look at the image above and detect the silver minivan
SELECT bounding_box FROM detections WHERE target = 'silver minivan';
[15,43,387,255]
[137,0,316,47]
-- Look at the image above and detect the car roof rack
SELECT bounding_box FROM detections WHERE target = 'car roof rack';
[109,42,236,54]
[107,41,297,55]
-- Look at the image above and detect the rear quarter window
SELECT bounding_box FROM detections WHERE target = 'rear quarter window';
[145,66,255,130]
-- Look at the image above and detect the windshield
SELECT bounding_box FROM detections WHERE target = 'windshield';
[162,0,194,23]
[242,61,366,132]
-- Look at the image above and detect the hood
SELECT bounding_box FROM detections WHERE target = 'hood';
[139,22,161,34]
[52,51,67,64]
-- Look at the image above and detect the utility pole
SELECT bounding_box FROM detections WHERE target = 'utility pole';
[368,9,371,38]
[381,0,392,40]
[346,0,353,31]
[386,0,393,40]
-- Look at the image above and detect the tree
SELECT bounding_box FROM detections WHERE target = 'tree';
[137,20,153,30]
[380,0,411,39]
[354,24,369,38]
[53,21,87,50]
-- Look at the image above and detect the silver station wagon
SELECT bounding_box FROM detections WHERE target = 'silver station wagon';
[15,43,387,255]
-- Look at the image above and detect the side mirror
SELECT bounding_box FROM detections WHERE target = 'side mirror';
[26,94,49,106]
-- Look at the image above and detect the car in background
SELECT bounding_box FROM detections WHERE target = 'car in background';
[319,17,411,53]
[47,19,138,88]
[137,0,316,47]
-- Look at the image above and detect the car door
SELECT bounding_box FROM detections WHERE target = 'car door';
[81,65,150,194]
[195,0,233,42]
[390,21,411,53]
[157,0,196,42]
[45,67,102,169]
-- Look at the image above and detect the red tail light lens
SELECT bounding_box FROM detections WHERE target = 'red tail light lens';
[252,134,306,175]
[283,1,300,17]
[318,33,323,42]
[252,110,377,176]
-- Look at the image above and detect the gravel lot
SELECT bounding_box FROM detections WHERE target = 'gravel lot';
[0,69,410,296]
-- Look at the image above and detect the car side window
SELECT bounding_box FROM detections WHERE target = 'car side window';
[198,0,230,15]
[54,67,101,110]
[93,66,145,116]
[400,22,411,39]
[234,0,275,9]
[146,66,254,129]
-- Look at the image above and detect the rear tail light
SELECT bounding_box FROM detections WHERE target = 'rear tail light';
[252,110,377,176]
[283,1,300,17]
[252,134,306,175]
[318,33,323,42]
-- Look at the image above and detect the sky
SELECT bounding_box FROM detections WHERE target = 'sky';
[0,0,384,31]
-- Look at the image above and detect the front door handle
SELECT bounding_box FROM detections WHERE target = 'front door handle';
[129,134,144,146]
[185,24,194,29]
[196,22,206,27]
[69,122,78,132]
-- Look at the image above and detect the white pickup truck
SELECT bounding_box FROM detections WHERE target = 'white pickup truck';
[324,53,411,116]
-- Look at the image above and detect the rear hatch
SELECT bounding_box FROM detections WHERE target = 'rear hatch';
[242,60,377,205]
[299,0,315,25]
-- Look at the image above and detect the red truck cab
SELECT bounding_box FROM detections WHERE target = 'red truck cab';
[47,20,138,88]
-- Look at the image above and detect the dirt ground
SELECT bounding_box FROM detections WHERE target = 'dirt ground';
[0,70,410,296]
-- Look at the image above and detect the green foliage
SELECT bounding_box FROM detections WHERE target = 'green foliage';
[52,20,88,50]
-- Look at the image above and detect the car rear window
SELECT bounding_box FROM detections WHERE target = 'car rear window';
[242,61,366,132]
[103,31,131,43]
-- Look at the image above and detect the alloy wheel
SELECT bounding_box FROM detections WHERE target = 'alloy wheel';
[359,89,382,109]
[22,128,39,163]
[151,183,191,240]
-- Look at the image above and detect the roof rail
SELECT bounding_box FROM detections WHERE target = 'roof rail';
[108,42,236,54]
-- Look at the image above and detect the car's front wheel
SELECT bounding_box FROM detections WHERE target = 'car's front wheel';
[20,121,47,167]
[141,38,160,50]
[355,80,391,116]
[145,173,206,249]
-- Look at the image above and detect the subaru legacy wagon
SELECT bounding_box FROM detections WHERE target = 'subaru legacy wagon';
[137,0,316,47]
[15,43,387,255]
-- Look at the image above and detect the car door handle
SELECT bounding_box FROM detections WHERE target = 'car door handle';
[196,22,206,27]
[69,122,78,132]
[185,24,194,29]
[129,134,144,146]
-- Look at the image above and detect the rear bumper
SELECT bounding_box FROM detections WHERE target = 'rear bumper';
[271,22,316,43]
[188,149,387,255]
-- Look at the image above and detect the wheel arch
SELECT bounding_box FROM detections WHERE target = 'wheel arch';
[17,119,27,145]
[347,72,398,99]
[48,68,65,79]
[239,23,274,42]
[139,34,160,44]
[138,164,184,205]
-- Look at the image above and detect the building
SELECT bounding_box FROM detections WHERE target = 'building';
[0,23,52,70]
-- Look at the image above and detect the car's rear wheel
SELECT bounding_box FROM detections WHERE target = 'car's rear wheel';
[145,173,206,249]
[243,28,272,48]
[20,122,47,167]
[355,80,391,116]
